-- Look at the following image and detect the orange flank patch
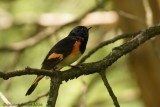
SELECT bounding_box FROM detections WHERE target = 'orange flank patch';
[70,40,81,55]
[48,53,63,60]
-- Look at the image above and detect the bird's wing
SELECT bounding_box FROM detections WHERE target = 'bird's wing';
[41,37,76,70]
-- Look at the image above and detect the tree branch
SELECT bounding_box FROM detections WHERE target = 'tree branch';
[0,67,54,80]
[0,25,160,81]
[99,70,120,107]
[78,31,140,64]
[0,25,160,107]
[61,25,160,81]
[46,72,62,107]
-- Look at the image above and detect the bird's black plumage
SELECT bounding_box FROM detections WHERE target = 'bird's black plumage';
[25,26,91,96]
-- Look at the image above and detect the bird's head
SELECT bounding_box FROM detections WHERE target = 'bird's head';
[68,26,91,41]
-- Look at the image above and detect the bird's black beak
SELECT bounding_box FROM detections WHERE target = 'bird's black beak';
[87,27,92,30]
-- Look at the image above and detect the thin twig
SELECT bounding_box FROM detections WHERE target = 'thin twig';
[18,92,49,107]
[0,92,16,107]
[78,32,140,63]
[99,70,120,107]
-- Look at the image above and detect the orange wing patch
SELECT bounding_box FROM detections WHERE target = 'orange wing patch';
[48,53,63,60]
[70,40,81,55]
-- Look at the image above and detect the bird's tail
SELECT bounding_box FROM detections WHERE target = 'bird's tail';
[25,75,44,96]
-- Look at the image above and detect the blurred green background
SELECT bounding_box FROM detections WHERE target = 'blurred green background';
[0,0,160,107]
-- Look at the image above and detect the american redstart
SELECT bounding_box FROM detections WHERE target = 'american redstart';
[25,26,91,96]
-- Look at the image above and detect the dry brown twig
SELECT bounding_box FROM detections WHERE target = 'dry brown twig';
[99,70,120,107]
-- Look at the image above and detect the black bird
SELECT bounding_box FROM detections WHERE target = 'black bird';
[25,26,91,96]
